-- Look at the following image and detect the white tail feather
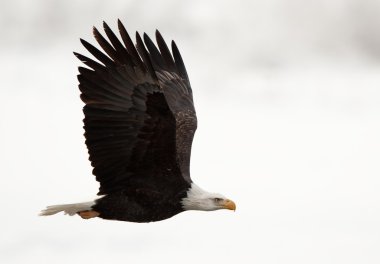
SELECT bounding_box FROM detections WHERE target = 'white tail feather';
[39,201,96,216]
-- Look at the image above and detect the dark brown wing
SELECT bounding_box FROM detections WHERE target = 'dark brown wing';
[75,20,193,195]
[142,31,197,182]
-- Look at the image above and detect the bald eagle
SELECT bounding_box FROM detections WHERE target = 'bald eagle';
[40,20,236,222]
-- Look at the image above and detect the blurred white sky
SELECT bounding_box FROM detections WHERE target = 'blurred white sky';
[1,1,380,264]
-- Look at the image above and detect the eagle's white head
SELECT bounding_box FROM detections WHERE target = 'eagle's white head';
[181,183,236,211]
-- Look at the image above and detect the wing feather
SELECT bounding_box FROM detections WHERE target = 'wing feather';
[117,19,146,71]
[143,33,165,71]
[136,32,158,80]
[93,26,119,63]
[80,38,113,66]
[103,21,133,66]
[172,40,190,85]
[155,30,176,71]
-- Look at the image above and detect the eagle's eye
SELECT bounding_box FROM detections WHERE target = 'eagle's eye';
[214,198,222,203]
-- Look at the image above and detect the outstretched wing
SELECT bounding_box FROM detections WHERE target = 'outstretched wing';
[75,20,195,195]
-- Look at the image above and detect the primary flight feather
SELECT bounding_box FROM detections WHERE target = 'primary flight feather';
[40,20,236,222]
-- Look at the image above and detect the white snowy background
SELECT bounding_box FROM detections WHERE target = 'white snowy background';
[1,0,380,263]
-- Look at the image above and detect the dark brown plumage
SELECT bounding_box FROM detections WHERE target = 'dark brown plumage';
[75,20,196,221]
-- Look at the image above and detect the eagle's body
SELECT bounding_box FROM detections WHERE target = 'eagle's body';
[40,20,235,222]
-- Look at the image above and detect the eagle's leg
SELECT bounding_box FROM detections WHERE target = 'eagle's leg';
[78,210,100,219]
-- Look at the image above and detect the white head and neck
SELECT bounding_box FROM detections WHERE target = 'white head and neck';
[181,183,236,211]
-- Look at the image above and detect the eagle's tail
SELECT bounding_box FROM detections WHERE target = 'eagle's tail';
[39,201,96,216]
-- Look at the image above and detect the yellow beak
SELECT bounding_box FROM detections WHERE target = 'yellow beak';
[223,199,236,211]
